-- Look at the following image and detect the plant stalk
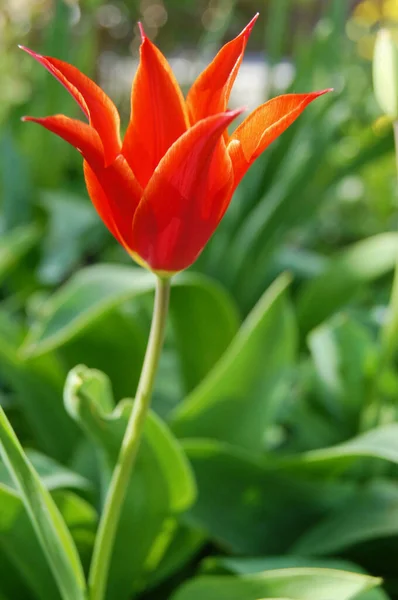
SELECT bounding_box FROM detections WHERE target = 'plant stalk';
[394,121,398,177]
[88,276,171,600]
[363,121,398,431]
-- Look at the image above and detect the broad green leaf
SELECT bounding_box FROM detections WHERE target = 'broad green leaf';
[149,525,205,589]
[0,449,90,492]
[359,591,391,600]
[22,265,156,357]
[22,265,238,397]
[0,484,61,600]
[171,568,380,600]
[65,365,196,600]
[0,548,36,599]
[293,480,398,555]
[0,224,40,283]
[0,406,86,600]
[298,233,398,336]
[171,274,296,452]
[201,556,390,598]
[0,311,78,461]
[183,439,351,555]
[308,316,376,433]
[273,423,398,474]
[38,190,102,285]
[203,556,363,576]
[256,597,389,600]
[59,309,148,405]
[0,132,33,230]
[0,487,96,600]
[170,278,239,393]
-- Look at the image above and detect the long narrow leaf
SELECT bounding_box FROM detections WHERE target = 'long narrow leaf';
[0,407,86,600]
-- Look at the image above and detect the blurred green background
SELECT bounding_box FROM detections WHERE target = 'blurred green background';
[2,1,398,600]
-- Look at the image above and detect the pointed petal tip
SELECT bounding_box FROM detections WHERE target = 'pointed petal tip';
[229,106,246,118]
[20,116,43,124]
[243,13,260,37]
[18,45,41,59]
[138,22,146,42]
[219,106,246,128]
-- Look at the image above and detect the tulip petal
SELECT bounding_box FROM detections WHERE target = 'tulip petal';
[20,46,121,165]
[22,115,103,165]
[84,156,143,250]
[186,14,258,125]
[83,161,126,247]
[131,108,243,273]
[228,90,332,185]
[122,25,189,188]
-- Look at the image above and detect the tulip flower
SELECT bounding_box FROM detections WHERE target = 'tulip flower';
[21,15,329,275]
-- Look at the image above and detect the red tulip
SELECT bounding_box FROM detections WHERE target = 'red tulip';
[21,15,330,275]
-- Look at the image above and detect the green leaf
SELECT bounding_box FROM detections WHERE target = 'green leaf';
[0,131,33,230]
[0,449,90,492]
[203,556,365,576]
[171,274,296,452]
[170,277,239,393]
[22,265,238,419]
[0,488,96,600]
[0,406,86,600]
[297,233,398,336]
[22,265,156,357]
[0,224,40,283]
[65,365,196,599]
[0,442,94,599]
[201,556,391,599]
[0,312,78,461]
[38,190,102,285]
[308,315,376,433]
[293,480,398,555]
[183,439,351,555]
[171,568,380,600]
[0,485,61,600]
[22,265,238,395]
[273,423,398,474]
[149,525,205,589]
[59,309,148,407]
[53,491,97,574]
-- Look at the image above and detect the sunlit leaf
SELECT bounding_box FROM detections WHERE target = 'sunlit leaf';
[298,234,398,336]
[0,406,86,600]
[172,274,296,452]
[171,567,380,600]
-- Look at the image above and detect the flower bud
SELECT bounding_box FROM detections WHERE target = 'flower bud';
[373,28,398,120]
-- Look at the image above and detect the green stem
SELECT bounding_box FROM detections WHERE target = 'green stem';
[88,276,171,600]
[380,122,398,368]
[363,121,398,431]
